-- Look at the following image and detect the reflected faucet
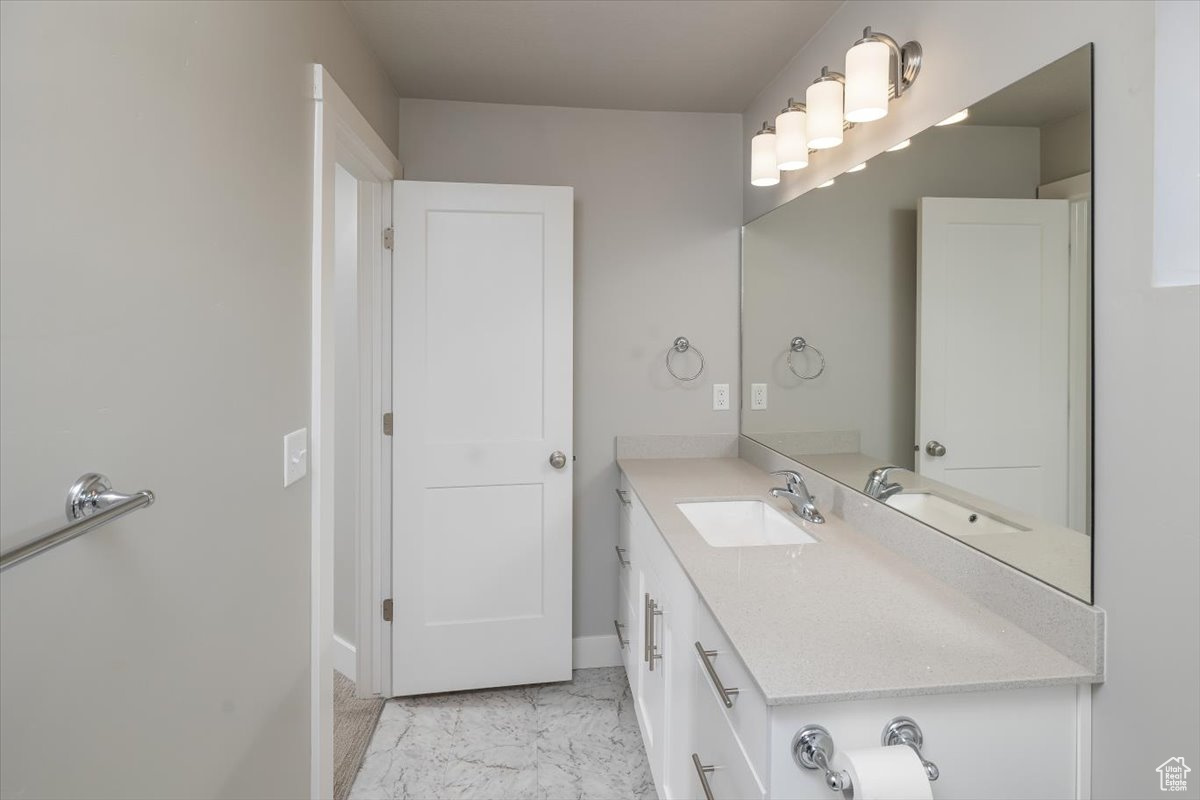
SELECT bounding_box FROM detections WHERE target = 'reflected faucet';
[769,470,825,524]
[864,466,905,501]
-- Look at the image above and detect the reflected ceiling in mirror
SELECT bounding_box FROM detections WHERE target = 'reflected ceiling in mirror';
[740,45,1093,602]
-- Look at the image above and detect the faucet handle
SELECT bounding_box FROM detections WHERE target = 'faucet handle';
[771,469,803,489]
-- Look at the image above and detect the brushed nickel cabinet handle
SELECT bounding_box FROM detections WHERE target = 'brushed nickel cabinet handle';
[615,545,630,567]
[615,488,631,505]
[644,593,663,669]
[695,641,739,708]
[692,754,716,800]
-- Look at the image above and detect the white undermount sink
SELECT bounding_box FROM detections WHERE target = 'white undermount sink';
[886,491,1026,536]
[676,500,818,547]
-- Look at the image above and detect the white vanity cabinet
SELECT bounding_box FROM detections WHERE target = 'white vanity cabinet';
[623,481,699,799]
[616,475,1084,800]
[620,483,765,800]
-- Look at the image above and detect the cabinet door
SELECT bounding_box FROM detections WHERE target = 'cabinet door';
[661,577,697,800]
[638,564,668,791]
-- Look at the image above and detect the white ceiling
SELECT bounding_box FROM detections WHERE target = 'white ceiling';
[343,0,843,113]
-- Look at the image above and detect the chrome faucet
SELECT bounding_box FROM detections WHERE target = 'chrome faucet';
[769,470,825,524]
[863,466,905,501]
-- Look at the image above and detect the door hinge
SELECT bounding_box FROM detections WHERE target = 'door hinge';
[382,598,393,622]
[383,412,393,436]
[383,227,394,250]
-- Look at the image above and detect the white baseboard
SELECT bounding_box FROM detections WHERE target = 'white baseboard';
[333,634,356,682]
[573,634,622,669]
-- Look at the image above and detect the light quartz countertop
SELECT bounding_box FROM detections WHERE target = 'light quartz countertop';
[798,452,1092,601]
[617,456,1100,706]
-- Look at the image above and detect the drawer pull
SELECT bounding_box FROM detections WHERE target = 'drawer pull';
[695,641,740,708]
[615,545,630,567]
[691,753,716,800]
[614,619,629,649]
[615,488,631,505]
[644,593,663,669]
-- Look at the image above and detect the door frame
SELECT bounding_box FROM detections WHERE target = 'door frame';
[310,64,399,800]
[1038,173,1092,535]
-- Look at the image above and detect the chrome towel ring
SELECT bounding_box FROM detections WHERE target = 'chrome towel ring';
[787,336,825,380]
[666,336,705,381]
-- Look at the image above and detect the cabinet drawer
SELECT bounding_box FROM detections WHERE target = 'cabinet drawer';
[687,654,765,800]
[618,583,640,681]
[694,603,769,783]
[617,477,633,597]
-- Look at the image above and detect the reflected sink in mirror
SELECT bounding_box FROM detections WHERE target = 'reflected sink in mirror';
[676,500,818,547]
[886,491,1028,536]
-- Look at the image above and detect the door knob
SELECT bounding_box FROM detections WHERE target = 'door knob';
[925,440,947,457]
[549,451,568,469]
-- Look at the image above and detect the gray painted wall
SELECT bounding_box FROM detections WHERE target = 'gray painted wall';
[741,2,1200,797]
[742,125,1040,467]
[0,2,396,797]
[396,99,742,639]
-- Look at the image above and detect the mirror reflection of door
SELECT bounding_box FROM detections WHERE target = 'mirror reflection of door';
[738,45,1094,602]
[916,197,1070,525]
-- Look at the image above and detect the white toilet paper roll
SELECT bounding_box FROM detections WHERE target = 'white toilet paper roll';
[834,745,933,800]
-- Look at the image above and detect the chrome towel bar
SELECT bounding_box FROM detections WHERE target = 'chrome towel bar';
[0,473,155,572]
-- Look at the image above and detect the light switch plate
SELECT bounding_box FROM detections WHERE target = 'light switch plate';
[713,383,730,411]
[284,428,308,487]
[751,383,768,410]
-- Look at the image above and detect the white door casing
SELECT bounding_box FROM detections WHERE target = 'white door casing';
[1039,173,1092,534]
[391,180,574,695]
[917,197,1070,524]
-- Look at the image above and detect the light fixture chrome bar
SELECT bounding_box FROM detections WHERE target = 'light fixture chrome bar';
[857,26,923,99]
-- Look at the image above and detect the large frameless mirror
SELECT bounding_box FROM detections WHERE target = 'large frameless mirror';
[741,45,1094,602]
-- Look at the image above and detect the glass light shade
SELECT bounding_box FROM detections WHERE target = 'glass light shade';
[750,128,779,187]
[886,138,911,152]
[845,39,890,123]
[935,109,969,126]
[806,79,844,150]
[775,108,809,171]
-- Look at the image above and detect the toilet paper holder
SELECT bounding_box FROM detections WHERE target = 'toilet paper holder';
[793,716,939,792]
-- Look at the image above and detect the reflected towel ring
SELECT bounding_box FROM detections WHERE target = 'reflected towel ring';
[666,336,705,381]
[787,336,825,380]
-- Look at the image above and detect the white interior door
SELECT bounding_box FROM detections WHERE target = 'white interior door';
[917,197,1069,523]
[391,180,573,695]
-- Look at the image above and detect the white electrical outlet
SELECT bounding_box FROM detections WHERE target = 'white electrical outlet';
[713,383,730,410]
[283,428,308,487]
[751,383,768,410]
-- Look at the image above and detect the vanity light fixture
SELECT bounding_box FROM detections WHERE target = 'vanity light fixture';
[775,99,809,171]
[750,26,923,187]
[806,67,846,150]
[817,178,836,188]
[846,162,867,173]
[935,109,969,126]
[750,121,780,187]
[886,138,911,152]
[845,27,923,123]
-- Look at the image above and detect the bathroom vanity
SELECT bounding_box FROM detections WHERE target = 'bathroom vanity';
[613,445,1102,800]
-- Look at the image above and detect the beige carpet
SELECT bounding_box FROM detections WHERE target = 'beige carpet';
[334,670,385,800]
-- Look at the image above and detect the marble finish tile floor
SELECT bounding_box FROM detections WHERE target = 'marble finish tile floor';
[349,667,655,800]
